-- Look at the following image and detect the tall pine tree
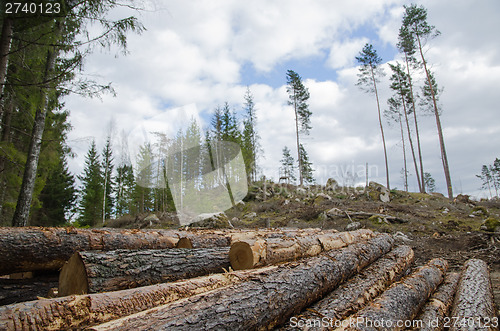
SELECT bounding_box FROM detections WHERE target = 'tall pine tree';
[101,136,114,221]
[286,70,312,186]
[242,88,260,182]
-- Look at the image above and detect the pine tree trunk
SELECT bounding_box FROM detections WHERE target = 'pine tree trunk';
[58,247,231,296]
[405,53,425,193]
[338,258,448,331]
[283,245,414,329]
[229,229,374,270]
[12,32,60,227]
[416,34,452,199]
[450,259,497,331]
[0,266,278,330]
[414,272,460,331]
[89,234,395,331]
[0,227,180,275]
[294,90,303,186]
[399,114,408,191]
[371,67,390,190]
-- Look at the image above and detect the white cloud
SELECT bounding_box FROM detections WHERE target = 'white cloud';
[327,38,370,69]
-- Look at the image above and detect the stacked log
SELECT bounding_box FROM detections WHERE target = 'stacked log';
[337,258,447,331]
[58,247,231,296]
[229,229,374,270]
[283,245,415,330]
[0,227,181,275]
[88,234,394,330]
[413,272,460,331]
[0,266,278,330]
[450,259,498,331]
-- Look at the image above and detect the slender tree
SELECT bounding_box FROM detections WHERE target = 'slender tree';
[280,146,296,183]
[356,44,389,190]
[298,144,315,184]
[386,99,408,191]
[388,62,422,192]
[402,4,453,199]
[398,25,426,191]
[242,87,260,182]
[101,136,114,222]
[286,70,311,186]
[423,172,436,193]
[78,140,103,227]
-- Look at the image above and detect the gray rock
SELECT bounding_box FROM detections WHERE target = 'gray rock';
[244,212,257,219]
[326,208,344,217]
[368,181,390,203]
[345,221,362,231]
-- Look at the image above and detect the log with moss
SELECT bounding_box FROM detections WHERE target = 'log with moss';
[89,234,394,331]
[413,272,460,331]
[229,229,374,270]
[0,266,279,330]
[337,258,447,331]
[0,227,182,275]
[58,247,230,296]
[283,245,414,330]
[450,259,498,331]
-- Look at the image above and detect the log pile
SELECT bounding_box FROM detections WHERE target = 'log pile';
[0,226,497,331]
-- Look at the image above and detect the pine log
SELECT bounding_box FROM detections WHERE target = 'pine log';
[450,259,498,331]
[58,247,230,296]
[0,227,182,275]
[89,233,395,331]
[0,276,58,306]
[283,245,414,330]
[0,266,279,330]
[229,229,375,270]
[413,272,460,331]
[338,258,448,331]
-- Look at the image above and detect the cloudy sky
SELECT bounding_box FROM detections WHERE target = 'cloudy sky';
[64,0,500,198]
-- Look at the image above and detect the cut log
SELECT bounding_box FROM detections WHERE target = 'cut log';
[413,272,460,331]
[0,276,58,306]
[450,259,498,331]
[282,245,414,330]
[0,266,278,330]
[0,227,181,275]
[229,229,375,270]
[337,258,447,331]
[89,234,394,331]
[58,247,230,296]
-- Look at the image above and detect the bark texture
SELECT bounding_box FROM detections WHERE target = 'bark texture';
[450,259,498,331]
[89,234,394,331]
[283,245,415,330]
[0,227,181,275]
[339,258,447,331]
[0,266,277,330]
[59,247,230,296]
[414,272,460,331]
[230,229,374,270]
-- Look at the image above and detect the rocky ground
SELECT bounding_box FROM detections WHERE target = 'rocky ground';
[110,180,500,312]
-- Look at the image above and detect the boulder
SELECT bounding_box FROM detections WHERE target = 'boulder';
[325,178,339,191]
[367,182,390,203]
[244,212,257,219]
[326,208,344,217]
[345,221,362,231]
[190,212,230,228]
[481,217,500,232]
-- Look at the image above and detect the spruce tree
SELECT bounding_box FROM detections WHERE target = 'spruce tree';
[101,136,114,221]
[286,70,312,186]
[78,140,103,227]
[356,43,390,190]
[242,88,260,182]
[280,146,296,183]
[298,144,315,184]
[115,164,135,216]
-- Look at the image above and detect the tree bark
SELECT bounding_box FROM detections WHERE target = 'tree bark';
[338,258,447,331]
[0,275,58,306]
[371,66,390,190]
[450,259,497,331]
[283,245,414,330]
[0,17,13,112]
[294,88,304,186]
[58,247,231,296]
[229,229,374,270]
[416,33,452,199]
[414,272,460,331]
[89,234,394,331]
[0,266,278,330]
[0,227,181,275]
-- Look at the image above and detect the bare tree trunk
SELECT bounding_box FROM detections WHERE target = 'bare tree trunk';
[399,114,408,191]
[0,17,13,120]
[416,34,453,199]
[293,89,303,186]
[371,67,390,190]
[405,53,425,193]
